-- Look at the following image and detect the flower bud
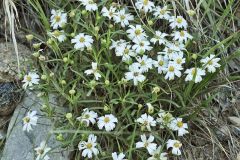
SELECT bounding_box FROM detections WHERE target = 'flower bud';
[69,10,75,17]
[41,74,47,80]
[104,104,110,111]
[49,72,54,77]
[32,52,40,58]
[60,80,66,85]
[192,54,197,60]
[81,10,87,15]
[69,89,76,95]
[187,10,196,16]
[105,80,110,86]
[148,20,153,26]
[41,104,48,110]
[39,55,46,61]
[138,104,143,110]
[70,33,75,37]
[152,86,160,94]
[94,26,100,33]
[33,43,41,49]
[147,103,154,114]
[26,34,34,41]
[56,134,64,141]
[66,113,73,119]
[63,57,68,63]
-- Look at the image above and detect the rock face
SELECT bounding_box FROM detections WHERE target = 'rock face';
[0,82,22,116]
[1,92,70,160]
[0,42,32,82]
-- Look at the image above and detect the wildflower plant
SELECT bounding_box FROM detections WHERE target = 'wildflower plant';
[23,0,240,159]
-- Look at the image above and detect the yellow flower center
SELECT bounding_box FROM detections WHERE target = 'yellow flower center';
[177,121,183,128]
[55,16,61,22]
[104,117,110,123]
[120,15,125,20]
[160,9,166,15]
[167,49,173,54]
[135,29,141,36]
[89,0,94,4]
[144,142,149,148]
[134,72,139,77]
[177,17,183,24]
[37,149,44,155]
[53,30,61,37]
[143,120,148,125]
[109,12,113,17]
[168,66,175,72]
[208,60,213,65]
[140,60,145,66]
[176,58,182,64]
[180,31,185,37]
[143,0,149,5]
[124,48,129,54]
[84,114,90,119]
[23,117,30,123]
[174,142,182,148]
[191,68,196,75]
[26,75,32,82]
[86,143,93,149]
[159,60,164,66]
[79,37,85,43]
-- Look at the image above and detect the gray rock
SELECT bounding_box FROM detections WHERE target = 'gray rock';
[0,42,31,82]
[1,92,70,160]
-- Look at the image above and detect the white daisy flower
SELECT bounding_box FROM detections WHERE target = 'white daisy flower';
[136,55,154,72]
[113,9,134,27]
[147,145,168,160]
[154,55,169,74]
[150,31,168,45]
[169,16,188,29]
[166,42,186,52]
[153,6,171,20]
[112,152,127,160]
[136,113,156,131]
[172,30,193,43]
[132,38,152,53]
[101,6,116,19]
[97,114,118,131]
[78,134,99,158]
[50,9,67,29]
[50,30,66,42]
[200,54,221,73]
[71,33,93,50]
[22,72,40,89]
[136,134,157,154]
[34,141,51,160]
[127,25,147,41]
[117,44,137,62]
[110,39,128,50]
[22,110,38,132]
[125,63,146,86]
[156,110,174,128]
[184,67,206,83]
[173,52,186,65]
[135,0,155,13]
[79,0,98,11]
[170,118,189,136]
[158,47,179,60]
[165,62,183,80]
[166,139,182,155]
[76,108,98,126]
[84,62,101,80]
